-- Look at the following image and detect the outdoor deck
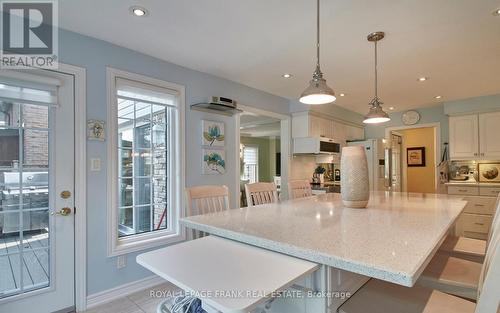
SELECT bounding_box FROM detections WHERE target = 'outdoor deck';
[0,232,49,298]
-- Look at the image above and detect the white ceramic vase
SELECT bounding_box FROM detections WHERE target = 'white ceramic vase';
[341,146,370,208]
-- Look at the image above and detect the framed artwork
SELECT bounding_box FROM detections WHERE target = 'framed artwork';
[202,149,226,175]
[202,120,225,147]
[407,147,426,167]
[478,163,500,182]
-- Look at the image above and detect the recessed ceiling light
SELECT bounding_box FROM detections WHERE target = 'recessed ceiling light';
[130,6,148,17]
[493,8,500,16]
[418,77,428,82]
[389,106,395,110]
[339,93,345,97]
[434,95,442,99]
[282,73,292,78]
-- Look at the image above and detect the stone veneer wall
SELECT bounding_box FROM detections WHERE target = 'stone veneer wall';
[152,112,167,229]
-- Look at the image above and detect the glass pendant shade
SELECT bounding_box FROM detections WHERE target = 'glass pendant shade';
[363,99,390,124]
[300,72,336,105]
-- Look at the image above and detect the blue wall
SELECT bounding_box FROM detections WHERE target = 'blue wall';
[444,94,500,115]
[364,104,449,156]
[57,29,289,295]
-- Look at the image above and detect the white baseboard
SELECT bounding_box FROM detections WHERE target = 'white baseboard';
[86,275,164,310]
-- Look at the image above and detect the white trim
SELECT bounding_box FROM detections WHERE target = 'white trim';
[86,275,165,309]
[53,63,87,312]
[106,67,186,257]
[384,122,441,193]
[235,104,291,201]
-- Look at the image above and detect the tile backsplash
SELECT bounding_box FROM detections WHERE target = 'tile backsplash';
[449,160,500,182]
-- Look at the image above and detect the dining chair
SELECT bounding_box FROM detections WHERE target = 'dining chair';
[244,182,278,207]
[288,180,313,199]
[185,185,230,239]
[416,198,500,300]
[439,194,500,263]
[338,226,500,313]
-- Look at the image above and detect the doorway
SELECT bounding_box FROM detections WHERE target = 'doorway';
[236,105,290,207]
[385,123,440,193]
[0,68,79,313]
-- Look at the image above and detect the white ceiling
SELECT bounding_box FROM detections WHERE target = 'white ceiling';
[59,0,500,114]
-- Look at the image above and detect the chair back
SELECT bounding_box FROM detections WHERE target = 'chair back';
[475,233,500,313]
[186,185,230,239]
[486,194,500,244]
[288,180,313,199]
[475,196,500,313]
[245,182,278,207]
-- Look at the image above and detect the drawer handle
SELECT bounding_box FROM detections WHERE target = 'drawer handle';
[474,222,485,226]
[474,204,485,207]
[458,189,468,192]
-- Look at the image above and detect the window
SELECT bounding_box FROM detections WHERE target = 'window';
[107,68,185,256]
[242,146,259,183]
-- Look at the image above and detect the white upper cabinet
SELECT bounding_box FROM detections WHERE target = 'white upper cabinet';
[479,111,500,159]
[449,115,479,159]
[291,112,364,144]
[449,112,500,160]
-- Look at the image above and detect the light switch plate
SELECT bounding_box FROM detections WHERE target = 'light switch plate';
[117,255,127,269]
[90,158,101,171]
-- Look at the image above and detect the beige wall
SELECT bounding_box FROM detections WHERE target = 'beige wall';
[399,127,436,193]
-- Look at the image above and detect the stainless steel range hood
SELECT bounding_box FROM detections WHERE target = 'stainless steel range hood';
[191,96,242,116]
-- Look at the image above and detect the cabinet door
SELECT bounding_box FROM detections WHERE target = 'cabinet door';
[345,125,365,141]
[333,121,347,146]
[449,115,479,159]
[308,115,322,137]
[479,112,500,159]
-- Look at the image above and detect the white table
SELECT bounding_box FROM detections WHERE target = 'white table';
[137,236,318,313]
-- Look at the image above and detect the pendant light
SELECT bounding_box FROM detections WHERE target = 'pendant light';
[299,0,336,105]
[363,31,390,124]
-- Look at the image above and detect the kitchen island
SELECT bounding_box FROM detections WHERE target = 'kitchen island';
[180,191,467,312]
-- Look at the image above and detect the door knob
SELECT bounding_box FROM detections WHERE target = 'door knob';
[51,207,72,216]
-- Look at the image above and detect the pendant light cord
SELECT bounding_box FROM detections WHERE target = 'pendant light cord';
[316,0,320,68]
[374,40,378,100]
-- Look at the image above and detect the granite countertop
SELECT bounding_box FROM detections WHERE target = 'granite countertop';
[181,191,466,287]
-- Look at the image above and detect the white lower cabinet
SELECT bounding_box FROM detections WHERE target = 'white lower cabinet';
[448,186,498,240]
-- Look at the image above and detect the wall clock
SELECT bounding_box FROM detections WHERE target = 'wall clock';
[402,110,421,125]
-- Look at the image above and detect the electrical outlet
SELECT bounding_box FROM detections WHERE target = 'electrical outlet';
[117,255,127,269]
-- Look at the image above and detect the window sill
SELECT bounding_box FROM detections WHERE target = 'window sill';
[108,229,185,257]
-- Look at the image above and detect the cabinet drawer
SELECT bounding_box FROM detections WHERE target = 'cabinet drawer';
[479,186,500,197]
[447,186,479,196]
[457,213,492,234]
[463,197,496,215]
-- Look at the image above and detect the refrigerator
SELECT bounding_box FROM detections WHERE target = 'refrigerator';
[347,139,387,191]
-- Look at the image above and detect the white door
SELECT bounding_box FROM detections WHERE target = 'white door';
[0,70,75,312]
[449,115,479,159]
[479,112,500,159]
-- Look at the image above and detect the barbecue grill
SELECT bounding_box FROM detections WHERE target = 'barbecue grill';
[0,171,49,235]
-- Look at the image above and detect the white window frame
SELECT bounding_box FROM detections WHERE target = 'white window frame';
[243,145,259,183]
[106,67,185,256]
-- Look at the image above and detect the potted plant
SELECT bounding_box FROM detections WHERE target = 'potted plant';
[314,166,326,184]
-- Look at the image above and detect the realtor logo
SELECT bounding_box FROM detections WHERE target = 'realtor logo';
[1,0,58,69]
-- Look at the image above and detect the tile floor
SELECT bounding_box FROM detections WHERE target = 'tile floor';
[83,282,180,313]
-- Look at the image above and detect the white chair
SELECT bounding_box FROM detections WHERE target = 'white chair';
[288,180,313,199]
[438,194,500,263]
[416,198,500,300]
[339,228,500,313]
[244,182,278,207]
[185,185,230,239]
